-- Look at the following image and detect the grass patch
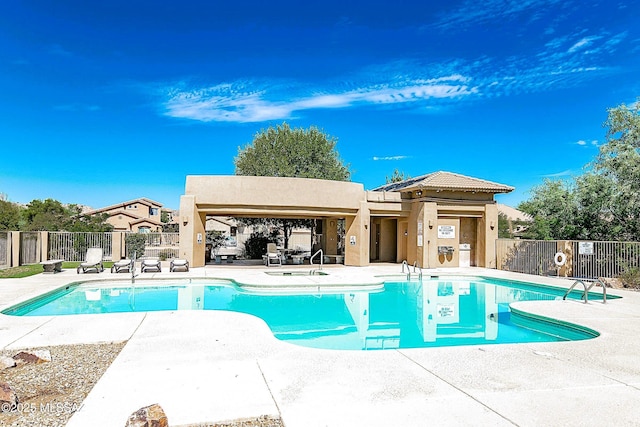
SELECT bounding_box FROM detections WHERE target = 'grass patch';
[0,262,115,278]
[0,264,43,278]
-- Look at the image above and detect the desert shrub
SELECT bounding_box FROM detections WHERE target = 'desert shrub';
[618,267,640,289]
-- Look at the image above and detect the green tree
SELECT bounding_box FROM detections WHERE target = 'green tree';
[385,169,410,184]
[518,179,579,240]
[235,122,351,180]
[234,122,351,248]
[518,98,640,241]
[21,199,113,232]
[0,199,22,230]
[22,199,69,231]
[593,99,640,240]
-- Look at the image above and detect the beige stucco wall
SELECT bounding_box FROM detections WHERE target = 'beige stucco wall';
[179,175,506,268]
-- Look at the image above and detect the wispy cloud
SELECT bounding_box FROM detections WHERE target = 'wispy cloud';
[433,0,564,30]
[164,74,477,123]
[158,10,627,124]
[542,170,573,178]
[575,139,599,147]
[372,155,410,161]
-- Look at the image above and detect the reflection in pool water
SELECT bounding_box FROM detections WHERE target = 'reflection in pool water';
[3,277,603,350]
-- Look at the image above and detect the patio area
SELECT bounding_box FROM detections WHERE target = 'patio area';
[1,265,640,426]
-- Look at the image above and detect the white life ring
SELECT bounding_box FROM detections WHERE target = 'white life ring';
[554,252,567,267]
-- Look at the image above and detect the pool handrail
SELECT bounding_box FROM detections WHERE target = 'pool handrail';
[310,249,324,271]
[562,277,607,304]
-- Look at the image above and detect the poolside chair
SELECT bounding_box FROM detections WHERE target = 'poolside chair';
[265,243,282,267]
[77,248,104,274]
[170,259,189,272]
[141,258,161,273]
[110,258,133,273]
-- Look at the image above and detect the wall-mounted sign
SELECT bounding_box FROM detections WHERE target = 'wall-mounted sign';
[349,235,356,246]
[417,220,423,234]
[438,225,455,239]
[197,233,203,244]
[579,242,594,255]
[417,235,423,247]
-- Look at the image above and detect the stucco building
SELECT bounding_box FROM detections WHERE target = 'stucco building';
[85,198,165,232]
[179,172,513,268]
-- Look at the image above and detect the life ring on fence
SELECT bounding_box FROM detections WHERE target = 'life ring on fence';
[554,252,567,267]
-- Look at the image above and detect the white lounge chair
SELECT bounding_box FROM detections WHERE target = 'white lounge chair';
[77,248,104,274]
[111,258,133,273]
[170,259,189,272]
[265,243,282,267]
[141,258,161,273]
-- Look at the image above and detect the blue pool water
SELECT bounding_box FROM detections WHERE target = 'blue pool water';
[3,277,605,350]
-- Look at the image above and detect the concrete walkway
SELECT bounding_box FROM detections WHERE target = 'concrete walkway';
[1,265,640,426]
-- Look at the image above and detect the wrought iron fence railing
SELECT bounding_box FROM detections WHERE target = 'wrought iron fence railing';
[496,238,640,279]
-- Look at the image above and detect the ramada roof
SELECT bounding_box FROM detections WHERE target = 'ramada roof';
[373,171,514,194]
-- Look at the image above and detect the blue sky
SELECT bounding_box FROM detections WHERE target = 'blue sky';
[1,0,638,210]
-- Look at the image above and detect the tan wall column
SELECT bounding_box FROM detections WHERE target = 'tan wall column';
[409,202,438,269]
[39,231,48,262]
[112,232,124,260]
[345,202,370,266]
[11,231,20,267]
[179,195,206,267]
[484,203,499,268]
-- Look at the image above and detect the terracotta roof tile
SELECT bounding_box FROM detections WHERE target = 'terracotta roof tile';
[373,171,514,194]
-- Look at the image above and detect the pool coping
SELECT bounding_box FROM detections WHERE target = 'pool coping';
[1,265,640,426]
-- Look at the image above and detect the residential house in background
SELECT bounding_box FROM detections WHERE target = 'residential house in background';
[85,198,165,232]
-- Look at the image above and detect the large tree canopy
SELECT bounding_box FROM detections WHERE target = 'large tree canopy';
[0,198,113,232]
[519,99,640,241]
[235,122,351,181]
[234,123,351,250]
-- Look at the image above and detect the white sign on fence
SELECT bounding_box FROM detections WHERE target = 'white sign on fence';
[579,241,594,255]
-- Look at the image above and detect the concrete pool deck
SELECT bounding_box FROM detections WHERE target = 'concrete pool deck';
[1,264,640,426]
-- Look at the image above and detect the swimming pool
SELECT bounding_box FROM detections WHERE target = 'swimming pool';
[3,276,606,350]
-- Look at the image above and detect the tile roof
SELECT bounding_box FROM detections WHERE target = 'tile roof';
[372,171,514,194]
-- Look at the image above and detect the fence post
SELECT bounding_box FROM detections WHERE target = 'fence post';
[112,231,124,261]
[40,231,49,262]
[11,231,20,267]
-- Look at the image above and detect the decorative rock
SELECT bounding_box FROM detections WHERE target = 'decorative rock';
[0,356,16,370]
[125,403,169,427]
[13,349,52,364]
[0,382,19,412]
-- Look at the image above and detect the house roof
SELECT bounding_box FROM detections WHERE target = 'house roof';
[130,217,164,227]
[372,171,514,194]
[497,203,532,221]
[85,197,163,215]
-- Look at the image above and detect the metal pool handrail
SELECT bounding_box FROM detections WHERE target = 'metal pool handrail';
[310,249,324,271]
[562,277,607,304]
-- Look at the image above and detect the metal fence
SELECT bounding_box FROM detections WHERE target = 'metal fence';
[496,239,640,279]
[141,232,180,259]
[48,232,114,262]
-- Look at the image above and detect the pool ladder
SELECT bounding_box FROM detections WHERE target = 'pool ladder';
[401,260,423,281]
[562,278,607,304]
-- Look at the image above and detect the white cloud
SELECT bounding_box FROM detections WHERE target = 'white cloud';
[576,140,587,146]
[568,36,602,53]
[163,75,477,123]
[372,156,410,161]
[542,170,573,178]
